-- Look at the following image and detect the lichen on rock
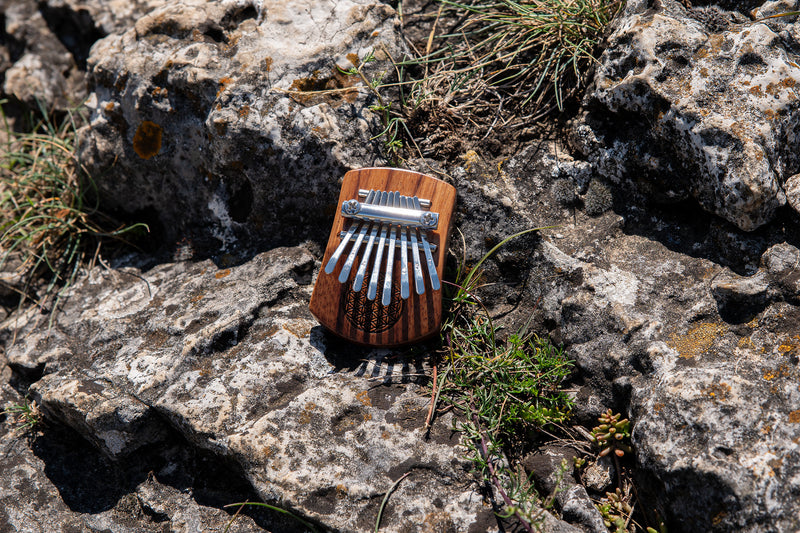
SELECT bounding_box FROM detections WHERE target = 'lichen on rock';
[575,0,800,231]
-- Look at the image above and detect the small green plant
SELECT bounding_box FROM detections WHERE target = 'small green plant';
[596,487,632,532]
[430,226,572,530]
[0,100,147,313]
[591,409,632,458]
[2,398,42,432]
[337,50,411,163]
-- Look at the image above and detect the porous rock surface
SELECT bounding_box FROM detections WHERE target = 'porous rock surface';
[4,0,800,532]
[573,0,800,230]
[0,0,89,110]
[2,247,501,532]
[78,0,403,253]
[469,136,800,531]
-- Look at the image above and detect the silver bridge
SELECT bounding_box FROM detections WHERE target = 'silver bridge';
[324,189,441,305]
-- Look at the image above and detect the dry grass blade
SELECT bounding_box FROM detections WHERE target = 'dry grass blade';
[1,100,147,315]
[404,0,623,129]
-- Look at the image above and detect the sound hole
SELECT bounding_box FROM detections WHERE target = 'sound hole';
[344,282,403,333]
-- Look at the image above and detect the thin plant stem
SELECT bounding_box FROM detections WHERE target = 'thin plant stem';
[374,472,412,532]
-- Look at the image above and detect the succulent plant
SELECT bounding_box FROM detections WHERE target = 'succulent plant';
[591,409,633,458]
[596,487,632,532]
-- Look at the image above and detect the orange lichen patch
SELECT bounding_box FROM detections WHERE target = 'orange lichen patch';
[765,82,780,96]
[763,370,777,381]
[789,410,800,423]
[704,382,731,401]
[778,339,798,353]
[215,268,231,279]
[346,53,360,67]
[356,390,371,407]
[238,105,250,118]
[335,484,348,498]
[461,149,481,172]
[668,322,728,359]
[263,57,273,72]
[133,120,163,159]
[761,424,772,435]
[104,102,115,112]
[299,402,316,424]
[749,85,763,97]
[189,292,206,303]
[217,76,233,97]
[738,336,756,349]
[653,402,665,413]
[281,323,311,338]
[263,445,273,457]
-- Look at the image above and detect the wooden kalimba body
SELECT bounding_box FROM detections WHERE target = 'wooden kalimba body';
[309,168,456,346]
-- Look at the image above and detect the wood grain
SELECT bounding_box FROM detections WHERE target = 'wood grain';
[309,168,456,346]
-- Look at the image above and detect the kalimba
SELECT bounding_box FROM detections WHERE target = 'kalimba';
[309,168,456,346]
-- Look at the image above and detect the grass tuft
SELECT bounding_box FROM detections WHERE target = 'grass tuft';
[2,398,42,433]
[0,100,147,314]
[404,0,624,127]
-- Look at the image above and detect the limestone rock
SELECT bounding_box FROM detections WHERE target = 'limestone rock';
[78,0,405,253]
[574,0,800,230]
[501,135,800,531]
[0,0,88,110]
[2,246,498,532]
[712,242,800,320]
[0,388,283,532]
[784,173,800,214]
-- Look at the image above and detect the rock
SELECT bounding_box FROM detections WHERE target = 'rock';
[712,242,800,320]
[2,246,499,532]
[559,484,608,533]
[47,0,170,37]
[77,0,405,254]
[710,270,770,322]
[786,174,800,214]
[574,0,800,231]
[490,131,800,531]
[30,373,170,459]
[582,456,615,494]
[522,446,607,533]
[0,0,88,110]
[0,399,284,532]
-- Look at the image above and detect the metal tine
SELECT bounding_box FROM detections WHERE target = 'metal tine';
[413,196,440,291]
[399,196,410,300]
[338,190,376,283]
[367,192,390,300]
[325,223,358,274]
[382,192,399,306]
[354,191,385,292]
[407,197,425,295]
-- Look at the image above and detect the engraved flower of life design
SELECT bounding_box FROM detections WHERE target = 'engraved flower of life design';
[344,282,404,332]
